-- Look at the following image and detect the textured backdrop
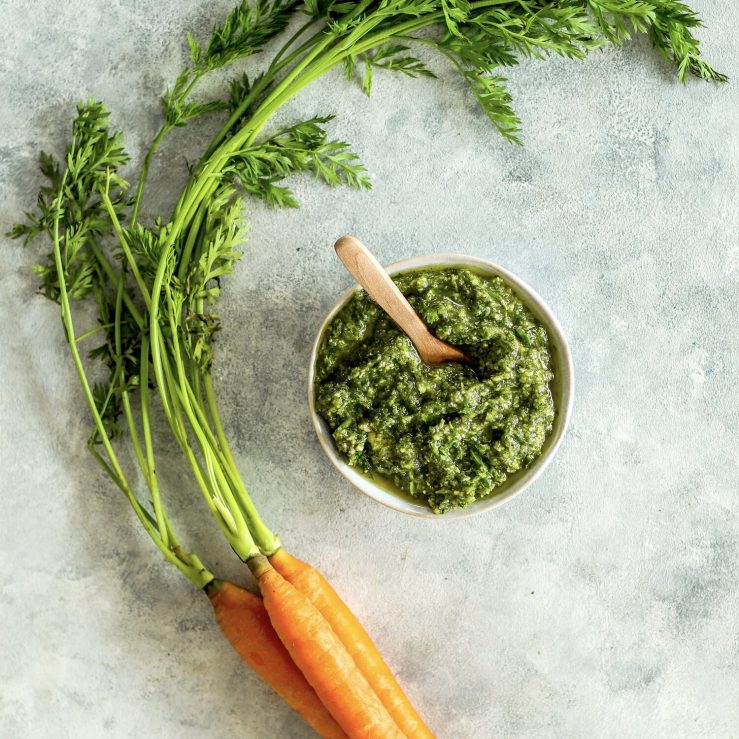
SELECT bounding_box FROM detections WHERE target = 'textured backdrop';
[1,1,737,737]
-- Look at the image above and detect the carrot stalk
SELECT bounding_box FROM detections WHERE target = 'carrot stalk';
[248,556,405,739]
[270,548,435,739]
[207,579,348,739]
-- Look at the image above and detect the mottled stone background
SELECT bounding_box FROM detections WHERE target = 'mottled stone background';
[1,2,737,737]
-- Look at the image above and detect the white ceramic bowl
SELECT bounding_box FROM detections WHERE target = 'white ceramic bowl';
[308,254,574,518]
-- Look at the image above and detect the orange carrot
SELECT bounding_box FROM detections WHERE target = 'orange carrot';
[207,580,348,739]
[249,556,405,739]
[271,548,435,739]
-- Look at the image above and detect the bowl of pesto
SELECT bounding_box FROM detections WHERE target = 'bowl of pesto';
[308,254,573,517]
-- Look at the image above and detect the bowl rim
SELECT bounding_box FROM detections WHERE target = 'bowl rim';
[308,253,574,519]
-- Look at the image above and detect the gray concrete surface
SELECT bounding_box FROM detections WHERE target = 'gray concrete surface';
[1,2,737,737]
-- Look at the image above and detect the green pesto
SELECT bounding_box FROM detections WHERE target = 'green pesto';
[315,267,555,514]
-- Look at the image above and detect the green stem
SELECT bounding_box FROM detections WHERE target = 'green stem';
[113,274,150,487]
[270,14,319,68]
[176,200,207,282]
[89,362,124,439]
[53,185,127,486]
[120,390,149,483]
[131,125,170,227]
[74,323,111,343]
[138,333,169,545]
[51,175,210,589]
[162,286,259,560]
[202,374,278,554]
[101,183,151,308]
[158,340,252,554]
[201,6,370,161]
[88,241,144,328]
[131,73,202,226]
[177,214,279,553]
[172,13,345,225]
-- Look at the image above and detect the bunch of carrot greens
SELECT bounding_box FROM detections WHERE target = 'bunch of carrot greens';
[11,0,722,736]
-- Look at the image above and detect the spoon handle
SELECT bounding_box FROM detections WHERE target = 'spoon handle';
[334,235,467,366]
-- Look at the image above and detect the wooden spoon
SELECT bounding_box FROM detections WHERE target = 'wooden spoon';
[334,235,469,367]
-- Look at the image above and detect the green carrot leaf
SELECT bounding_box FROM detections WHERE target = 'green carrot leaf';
[464,71,522,145]
[197,0,301,71]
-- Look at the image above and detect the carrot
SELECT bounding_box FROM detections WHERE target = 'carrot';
[248,556,405,739]
[270,548,435,739]
[207,579,348,739]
